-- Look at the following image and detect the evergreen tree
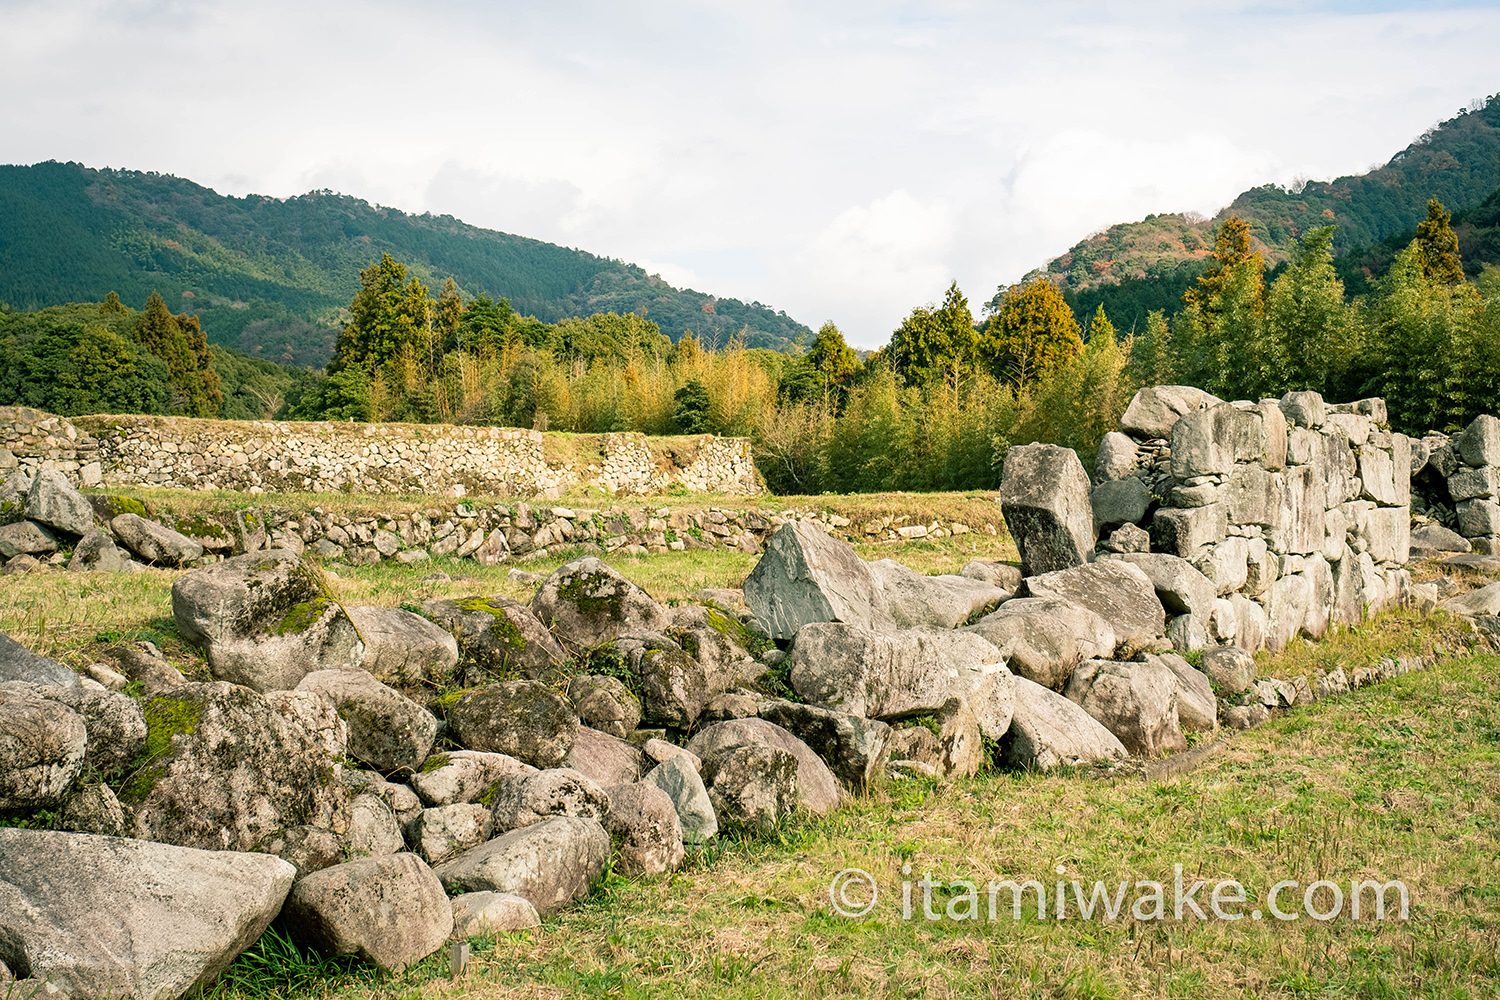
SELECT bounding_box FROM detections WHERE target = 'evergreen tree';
[1414,198,1465,285]
[100,291,126,315]
[133,292,223,417]
[888,281,976,386]
[1177,216,1265,398]
[329,254,432,375]
[1263,226,1357,398]
[805,321,859,404]
[434,277,463,356]
[980,278,1082,386]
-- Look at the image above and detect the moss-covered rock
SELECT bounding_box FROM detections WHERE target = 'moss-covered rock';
[530,557,671,649]
[422,596,566,683]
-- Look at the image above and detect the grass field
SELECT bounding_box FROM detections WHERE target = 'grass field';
[4,487,1496,999]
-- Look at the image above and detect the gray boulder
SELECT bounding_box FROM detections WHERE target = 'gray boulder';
[960,560,1024,591]
[0,520,57,559]
[602,782,685,874]
[25,470,93,537]
[284,853,452,972]
[264,689,349,761]
[0,633,78,688]
[1064,658,1185,756]
[344,792,405,859]
[171,549,364,692]
[1410,522,1471,558]
[933,695,986,778]
[1171,403,1266,478]
[110,513,205,566]
[757,699,892,788]
[701,744,799,832]
[1441,582,1500,617]
[999,675,1129,771]
[566,726,645,787]
[254,825,343,877]
[66,528,129,573]
[421,596,567,683]
[442,680,580,768]
[450,891,540,937]
[0,471,29,524]
[670,604,766,693]
[1022,559,1166,651]
[866,559,1007,630]
[0,828,294,999]
[0,687,86,810]
[1200,646,1256,695]
[408,803,494,865]
[346,606,460,687]
[296,669,439,774]
[1119,385,1221,439]
[29,684,147,775]
[688,718,840,815]
[743,521,889,640]
[530,557,672,649]
[410,749,536,806]
[644,754,717,843]
[963,598,1115,690]
[1093,431,1140,483]
[1090,477,1152,531]
[56,781,129,837]
[489,768,612,833]
[787,622,1011,736]
[1457,413,1500,467]
[617,630,708,727]
[999,442,1095,576]
[118,681,349,852]
[567,674,642,739]
[434,815,611,915]
[1107,553,1217,621]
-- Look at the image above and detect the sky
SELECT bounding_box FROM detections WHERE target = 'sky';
[3,1,1500,348]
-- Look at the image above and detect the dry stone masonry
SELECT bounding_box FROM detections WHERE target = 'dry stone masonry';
[0,407,759,498]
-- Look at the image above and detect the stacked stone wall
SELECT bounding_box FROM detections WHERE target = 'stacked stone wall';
[0,408,758,498]
[1091,388,1414,654]
[1411,415,1500,555]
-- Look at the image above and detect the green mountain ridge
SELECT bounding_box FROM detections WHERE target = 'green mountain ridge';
[0,161,813,367]
[1044,94,1500,332]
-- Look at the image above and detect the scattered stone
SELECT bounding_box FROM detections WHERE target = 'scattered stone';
[743,521,889,639]
[1200,646,1257,695]
[602,782,685,874]
[565,726,645,787]
[757,699,893,788]
[110,513,205,566]
[960,560,1024,591]
[867,559,1008,629]
[25,470,93,536]
[1154,653,1217,734]
[345,792,405,858]
[434,815,611,915]
[171,549,364,692]
[531,556,672,648]
[297,669,439,774]
[409,803,494,865]
[999,675,1129,770]
[55,781,129,837]
[0,687,87,810]
[410,749,536,806]
[442,680,580,768]
[0,828,295,999]
[421,596,567,683]
[0,633,79,688]
[284,853,452,972]
[688,718,840,814]
[644,753,717,843]
[701,743,799,832]
[567,674,642,739]
[0,520,57,559]
[346,606,460,687]
[1093,431,1140,483]
[1440,582,1500,617]
[265,689,349,760]
[619,630,709,727]
[254,825,344,877]
[963,598,1115,690]
[1023,559,1166,652]
[1119,385,1221,439]
[450,891,540,937]
[489,768,612,833]
[1064,658,1185,756]
[66,528,129,573]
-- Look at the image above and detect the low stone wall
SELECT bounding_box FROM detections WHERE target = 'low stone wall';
[1411,415,1500,554]
[0,408,759,498]
[1088,388,1415,654]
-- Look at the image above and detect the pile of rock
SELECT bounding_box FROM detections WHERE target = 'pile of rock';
[1410,414,1500,557]
[0,470,217,575]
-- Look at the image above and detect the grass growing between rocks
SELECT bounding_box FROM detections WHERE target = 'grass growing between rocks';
[215,610,1499,1000]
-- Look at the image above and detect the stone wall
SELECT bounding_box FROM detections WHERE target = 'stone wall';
[0,408,759,498]
[1089,387,1415,654]
[1411,414,1500,555]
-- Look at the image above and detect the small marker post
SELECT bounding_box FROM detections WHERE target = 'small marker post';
[450,941,470,980]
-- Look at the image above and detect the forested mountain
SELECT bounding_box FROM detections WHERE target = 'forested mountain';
[0,162,812,367]
[1047,95,1500,333]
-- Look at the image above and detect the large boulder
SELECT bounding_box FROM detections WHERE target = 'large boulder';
[265,689,349,760]
[866,559,1007,630]
[408,804,494,865]
[1063,659,1185,756]
[434,815,611,915]
[687,718,839,815]
[998,675,1128,771]
[756,699,893,788]
[441,680,579,768]
[0,828,294,1000]
[450,891,540,937]
[0,633,79,688]
[296,669,439,774]
[409,750,536,806]
[0,686,87,811]
[344,792,405,859]
[1156,653,1218,734]
[110,513,205,566]
[670,604,766,693]
[1200,646,1256,695]
[602,782,686,874]
[284,853,452,972]
[1441,582,1500,617]
[421,596,566,683]
[1106,553,1216,621]
[0,471,29,524]
[67,528,129,573]
[617,630,709,727]
[171,549,364,692]
[1170,403,1266,479]
[566,726,645,787]
[566,675,641,739]
[1119,385,1221,439]
[787,622,1011,736]
[345,606,460,687]
[27,684,147,775]
[118,681,349,852]
[530,557,672,649]
[1457,414,1500,467]
[743,521,889,640]
[0,520,57,559]
[488,768,612,833]
[25,470,93,537]
[962,598,1116,690]
[700,744,799,832]
[1021,560,1166,651]
[999,443,1095,577]
[643,754,717,843]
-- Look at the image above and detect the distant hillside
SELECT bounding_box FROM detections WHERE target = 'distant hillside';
[1047,94,1500,330]
[0,162,813,367]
